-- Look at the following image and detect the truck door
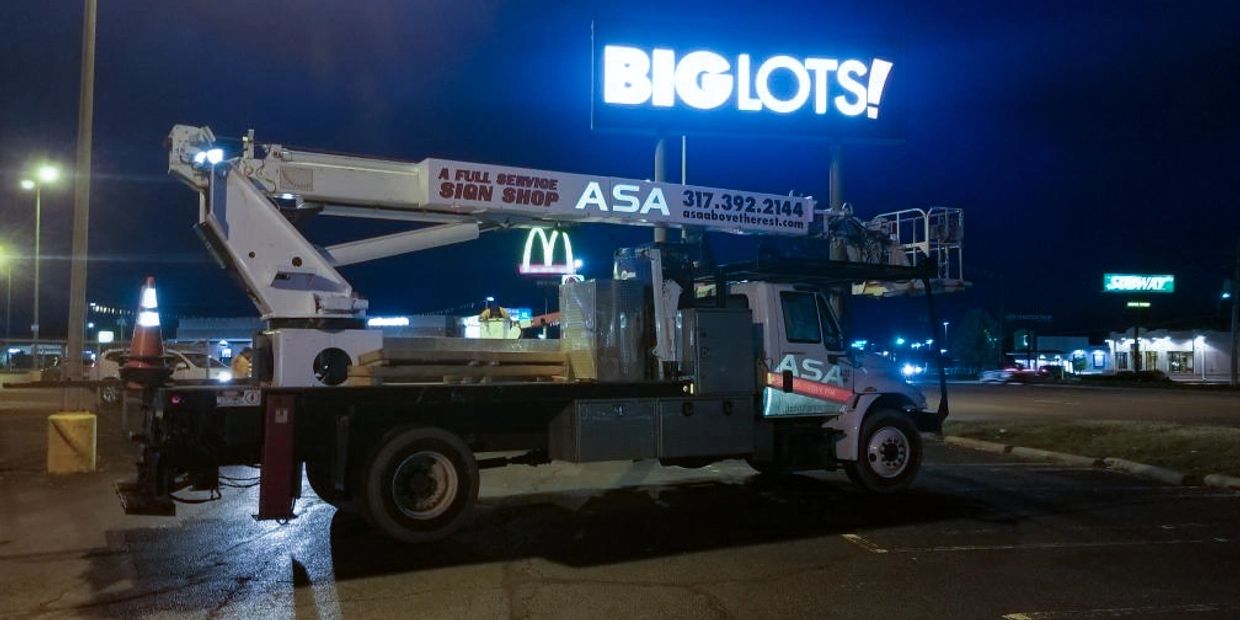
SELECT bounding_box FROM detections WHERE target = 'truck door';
[763,289,853,417]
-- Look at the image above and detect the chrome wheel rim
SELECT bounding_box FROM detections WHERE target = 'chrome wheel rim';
[866,427,910,478]
[391,451,458,519]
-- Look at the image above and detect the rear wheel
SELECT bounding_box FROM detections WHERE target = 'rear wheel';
[359,427,479,543]
[844,409,922,493]
[305,459,351,510]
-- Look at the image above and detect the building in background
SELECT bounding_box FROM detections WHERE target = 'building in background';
[1006,334,1113,376]
[1106,328,1232,382]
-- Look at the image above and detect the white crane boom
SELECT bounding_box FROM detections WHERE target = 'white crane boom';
[167,124,816,321]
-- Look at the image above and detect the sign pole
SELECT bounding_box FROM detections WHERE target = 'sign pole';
[653,136,667,243]
[829,142,844,212]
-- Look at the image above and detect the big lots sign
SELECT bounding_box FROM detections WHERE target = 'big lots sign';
[591,23,904,140]
[602,46,893,120]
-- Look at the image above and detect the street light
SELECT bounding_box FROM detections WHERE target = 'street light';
[0,245,11,366]
[20,162,62,371]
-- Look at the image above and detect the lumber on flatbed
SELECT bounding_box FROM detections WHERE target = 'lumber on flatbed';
[359,337,564,366]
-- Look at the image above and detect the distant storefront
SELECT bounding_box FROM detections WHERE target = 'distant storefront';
[1006,335,1113,376]
[1106,328,1233,382]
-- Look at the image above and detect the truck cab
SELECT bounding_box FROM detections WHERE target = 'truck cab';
[730,280,933,491]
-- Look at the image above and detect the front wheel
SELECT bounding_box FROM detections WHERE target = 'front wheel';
[359,427,479,543]
[844,409,922,493]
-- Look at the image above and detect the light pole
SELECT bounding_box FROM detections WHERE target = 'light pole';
[0,245,10,368]
[0,246,10,342]
[20,164,62,372]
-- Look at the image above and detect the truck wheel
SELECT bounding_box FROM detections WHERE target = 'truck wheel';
[359,427,478,543]
[305,459,351,510]
[99,379,122,409]
[844,410,921,494]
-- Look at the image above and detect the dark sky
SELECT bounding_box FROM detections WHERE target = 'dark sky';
[1,0,1238,342]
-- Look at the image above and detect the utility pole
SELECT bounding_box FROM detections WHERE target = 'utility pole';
[65,0,97,382]
[1231,235,1239,385]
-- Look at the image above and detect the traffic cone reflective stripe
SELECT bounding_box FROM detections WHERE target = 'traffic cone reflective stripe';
[123,276,170,386]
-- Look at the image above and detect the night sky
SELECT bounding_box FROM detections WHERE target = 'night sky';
[2,1,1237,343]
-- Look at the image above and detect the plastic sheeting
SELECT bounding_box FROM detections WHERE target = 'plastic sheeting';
[560,280,649,381]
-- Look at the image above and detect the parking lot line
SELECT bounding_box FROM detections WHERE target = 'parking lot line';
[839,533,888,554]
[888,537,1230,554]
[1001,602,1240,619]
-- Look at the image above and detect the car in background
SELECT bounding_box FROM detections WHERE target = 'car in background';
[92,348,232,406]
[979,364,1064,383]
[978,368,1017,383]
[979,365,1041,383]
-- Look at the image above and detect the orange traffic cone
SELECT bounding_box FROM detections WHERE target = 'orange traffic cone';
[122,276,171,387]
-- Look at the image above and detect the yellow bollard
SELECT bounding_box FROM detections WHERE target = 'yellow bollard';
[47,412,97,474]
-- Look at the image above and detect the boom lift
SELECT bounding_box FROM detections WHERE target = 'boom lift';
[119,125,964,543]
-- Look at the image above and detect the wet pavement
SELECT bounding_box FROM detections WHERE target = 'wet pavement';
[2,387,1240,618]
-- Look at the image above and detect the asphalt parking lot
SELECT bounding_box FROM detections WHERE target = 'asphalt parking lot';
[3,411,1239,619]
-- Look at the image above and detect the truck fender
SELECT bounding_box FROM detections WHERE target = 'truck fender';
[828,393,918,462]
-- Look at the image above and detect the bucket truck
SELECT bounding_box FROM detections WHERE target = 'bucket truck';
[117,125,965,543]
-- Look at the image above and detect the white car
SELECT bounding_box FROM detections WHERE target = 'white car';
[93,348,232,405]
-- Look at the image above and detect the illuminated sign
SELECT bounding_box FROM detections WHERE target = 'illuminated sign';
[602,46,892,119]
[592,22,903,140]
[366,316,410,327]
[425,160,813,235]
[1103,274,1175,294]
[520,228,576,275]
[1126,301,1151,308]
[97,330,115,344]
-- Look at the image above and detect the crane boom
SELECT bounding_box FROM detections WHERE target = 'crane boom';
[167,124,816,322]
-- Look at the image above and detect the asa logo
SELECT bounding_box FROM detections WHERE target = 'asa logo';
[574,181,670,216]
[774,354,846,386]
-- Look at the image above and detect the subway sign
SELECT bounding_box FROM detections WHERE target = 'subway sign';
[592,22,904,140]
[1103,273,1175,294]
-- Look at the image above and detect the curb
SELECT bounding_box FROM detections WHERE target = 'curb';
[1203,473,1240,491]
[944,435,1236,492]
[1010,446,1105,468]
[1103,457,1199,486]
[942,436,1011,454]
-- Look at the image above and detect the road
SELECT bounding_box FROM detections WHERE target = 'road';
[931,382,1240,426]
[2,385,1239,618]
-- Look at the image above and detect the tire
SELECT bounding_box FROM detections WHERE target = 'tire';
[99,379,123,408]
[305,459,351,510]
[843,409,922,494]
[359,427,479,543]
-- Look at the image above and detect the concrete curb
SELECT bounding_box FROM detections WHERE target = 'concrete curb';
[944,435,1237,492]
[1009,446,1105,468]
[1203,473,1240,491]
[943,435,1011,454]
[1103,458,1199,486]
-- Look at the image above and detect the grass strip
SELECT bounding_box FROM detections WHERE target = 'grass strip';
[944,419,1240,478]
